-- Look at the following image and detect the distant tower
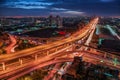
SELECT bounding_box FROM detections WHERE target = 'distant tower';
[0,18,4,32]
[56,15,62,28]
[0,25,4,32]
[48,15,62,28]
[48,15,54,27]
[32,17,35,23]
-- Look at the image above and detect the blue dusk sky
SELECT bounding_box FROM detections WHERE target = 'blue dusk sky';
[0,0,120,16]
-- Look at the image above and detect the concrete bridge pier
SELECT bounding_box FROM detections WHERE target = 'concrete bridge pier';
[19,58,23,65]
[2,62,6,71]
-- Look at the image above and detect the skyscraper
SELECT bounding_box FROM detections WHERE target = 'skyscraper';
[56,15,63,28]
[48,15,62,28]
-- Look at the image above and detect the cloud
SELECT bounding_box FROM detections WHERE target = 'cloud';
[52,8,68,11]
[13,5,46,9]
[63,11,85,15]
[50,10,85,16]
[100,0,115,2]
[0,0,120,16]
[1,0,53,9]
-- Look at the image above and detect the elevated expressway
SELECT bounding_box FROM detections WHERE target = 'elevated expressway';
[1,17,119,79]
[3,50,120,80]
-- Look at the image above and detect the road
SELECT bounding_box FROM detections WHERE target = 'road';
[7,50,120,80]
[1,48,119,80]
[0,18,99,61]
[4,34,17,54]
[0,18,99,79]
[44,54,84,80]
[44,63,62,80]
[106,25,120,40]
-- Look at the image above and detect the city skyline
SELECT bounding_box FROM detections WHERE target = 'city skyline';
[0,0,120,17]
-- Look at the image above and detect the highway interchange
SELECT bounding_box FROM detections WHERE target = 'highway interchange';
[0,17,120,79]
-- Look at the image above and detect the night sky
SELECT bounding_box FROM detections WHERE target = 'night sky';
[0,0,120,16]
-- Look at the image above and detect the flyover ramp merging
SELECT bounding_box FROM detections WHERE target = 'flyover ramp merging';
[0,18,99,79]
[0,18,99,63]
[7,50,120,80]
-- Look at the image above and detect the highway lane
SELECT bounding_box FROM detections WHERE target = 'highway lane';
[0,52,119,79]
[44,53,84,80]
[106,25,120,40]
[7,50,120,80]
[0,47,95,78]
[44,63,62,80]
[1,17,119,79]
[0,18,99,79]
[0,18,99,62]
[0,45,73,78]
[82,45,120,62]
[7,58,73,80]
[85,20,97,46]
[4,34,17,54]
[1,48,119,79]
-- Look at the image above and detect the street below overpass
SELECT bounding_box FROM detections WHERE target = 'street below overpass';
[4,50,120,80]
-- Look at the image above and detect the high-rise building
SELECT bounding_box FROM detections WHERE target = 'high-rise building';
[48,15,62,28]
[56,15,63,28]
[0,24,4,32]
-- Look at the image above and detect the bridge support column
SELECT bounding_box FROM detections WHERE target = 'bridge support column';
[104,53,107,58]
[46,40,48,44]
[72,43,75,50]
[63,44,66,47]
[2,62,6,71]
[55,47,58,52]
[19,58,23,65]
[67,43,70,46]
[66,43,69,46]
[35,54,38,60]
[65,43,69,47]
[112,55,115,59]
[46,51,49,55]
